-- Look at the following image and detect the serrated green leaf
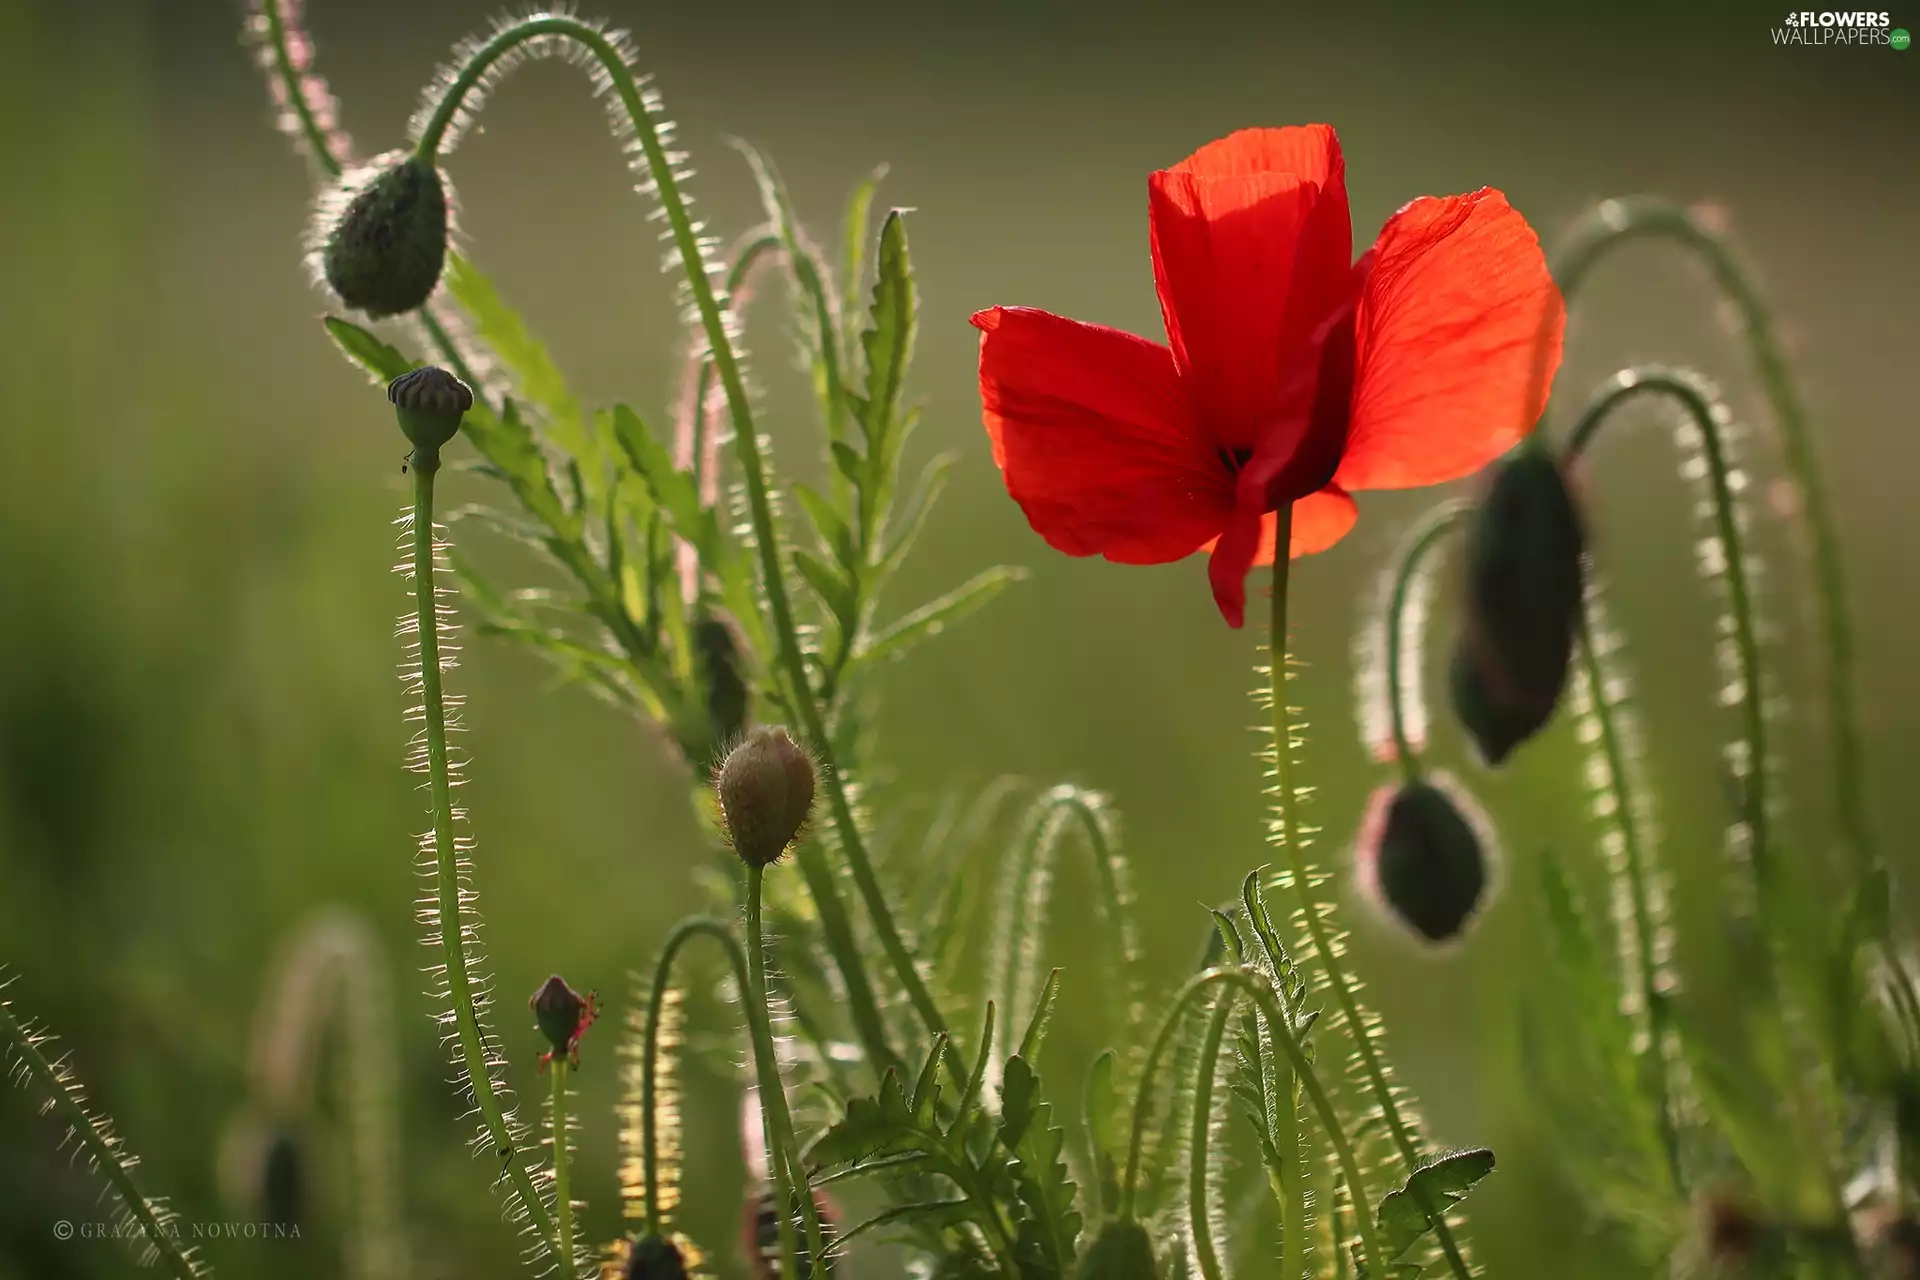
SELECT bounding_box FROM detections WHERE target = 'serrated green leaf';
[911,1033,948,1120]
[793,547,856,634]
[463,396,576,537]
[1018,968,1061,1062]
[850,209,918,531]
[1376,1148,1495,1261]
[839,163,887,356]
[793,482,857,570]
[322,315,417,383]
[859,566,1028,666]
[999,1055,1082,1275]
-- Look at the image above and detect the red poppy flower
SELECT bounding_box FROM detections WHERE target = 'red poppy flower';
[972,125,1564,627]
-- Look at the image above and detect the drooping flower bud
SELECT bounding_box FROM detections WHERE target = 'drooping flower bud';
[318,151,449,318]
[1450,440,1585,766]
[693,616,750,756]
[622,1232,691,1280]
[1072,1219,1160,1279]
[529,974,596,1065]
[1356,776,1493,945]
[715,728,816,869]
[259,1129,303,1231]
[388,365,473,458]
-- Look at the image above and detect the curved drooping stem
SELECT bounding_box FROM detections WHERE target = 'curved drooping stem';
[1552,199,1870,885]
[407,458,560,1261]
[1120,966,1388,1278]
[1267,505,1471,1278]
[1186,998,1233,1280]
[1377,501,1470,778]
[1565,367,1773,895]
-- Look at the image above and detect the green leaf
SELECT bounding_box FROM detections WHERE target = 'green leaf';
[911,1033,948,1119]
[954,1002,996,1125]
[1376,1148,1496,1260]
[831,440,866,489]
[463,397,576,537]
[1081,1051,1122,1218]
[793,482,857,570]
[793,548,856,635]
[835,1199,982,1252]
[322,315,417,383]
[998,1055,1083,1275]
[839,163,887,354]
[878,452,955,579]
[1018,968,1062,1062]
[848,209,918,524]
[859,566,1028,666]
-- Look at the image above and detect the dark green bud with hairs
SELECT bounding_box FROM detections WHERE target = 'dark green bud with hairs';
[320,151,449,319]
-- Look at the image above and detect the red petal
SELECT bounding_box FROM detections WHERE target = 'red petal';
[973,306,1230,564]
[1204,487,1358,628]
[1148,126,1353,453]
[1334,189,1564,492]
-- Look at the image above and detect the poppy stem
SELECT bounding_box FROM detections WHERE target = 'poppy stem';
[550,1059,575,1273]
[1122,968,1390,1278]
[1186,996,1233,1280]
[1551,199,1875,911]
[1380,501,1472,780]
[1267,505,1473,1278]
[637,917,742,1236]
[406,461,562,1262]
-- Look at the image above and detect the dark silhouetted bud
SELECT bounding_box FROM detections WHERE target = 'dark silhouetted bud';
[388,365,473,456]
[715,728,815,869]
[320,151,449,318]
[529,974,597,1066]
[693,616,750,754]
[623,1232,691,1280]
[1072,1219,1160,1280]
[260,1129,302,1231]
[1450,441,1585,766]
[1357,777,1492,944]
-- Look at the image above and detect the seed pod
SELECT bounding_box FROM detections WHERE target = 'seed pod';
[622,1232,691,1280]
[388,365,473,457]
[1450,440,1585,765]
[530,974,589,1060]
[1072,1219,1160,1280]
[1356,776,1492,945]
[318,151,449,318]
[715,728,816,869]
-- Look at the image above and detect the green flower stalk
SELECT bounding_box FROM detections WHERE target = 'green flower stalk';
[390,368,560,1261]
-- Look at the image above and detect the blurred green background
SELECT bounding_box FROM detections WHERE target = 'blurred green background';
[1,0,1914,1275]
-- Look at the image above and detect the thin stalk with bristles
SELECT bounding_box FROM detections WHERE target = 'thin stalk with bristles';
[1266,502,1472,1278]
[406,459,560,1261]
[744,864,829,1272]
[1376,500,1470,777]
[1,979,208,1280]
[1187,997,1233,1280]
[1551,198,1871,890]
[1121,966,1389,1278]
[550,1059,577,1275]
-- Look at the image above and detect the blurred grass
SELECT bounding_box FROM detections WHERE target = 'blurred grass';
[0,0,1914,1275]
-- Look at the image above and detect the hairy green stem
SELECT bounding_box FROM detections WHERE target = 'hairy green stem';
[1565,369,1772,891]
[1552,199,1871,888]
[745,864,829,1272]
[1381,501,1470,779]
[550,1059,575,1274]
[0,992,204,1280]
[1267,504,1470,1277]
[409,461,560,1259]
[1121,968,1389,1277]
[1187,998,1232,1280]
[258,0,342,178]
[640,916,743,1235]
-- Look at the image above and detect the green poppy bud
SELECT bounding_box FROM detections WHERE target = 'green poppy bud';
[318,151,449,318]
[693,616,750,757]
[1072,1219,1160,1280]
[388,365,472,461]
[624,1232,691,1280]
[1357,776,1492,945]
[1451,441,1585,766]
[715,727,816,869]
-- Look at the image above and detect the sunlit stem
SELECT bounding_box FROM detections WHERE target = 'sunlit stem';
[0,995,203,1280]
[1267,504,1471,1278]
[745,864,829,1272]
[258,0,342,178]
[1552,199,1873,892]
[408,457,560,1260]
[1381,501,1470,780]
[1121,967,1389,1278]
[640,917,745,1237]
[408,12,906,1082]
[550,1059,575,1274]
[1565,369,1772,894]
[1187,998,1232,1280]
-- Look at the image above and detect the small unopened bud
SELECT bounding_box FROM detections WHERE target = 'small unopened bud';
[693,616,750,756]
[1698,1194,1763,1265]
[529,974,597,1066]
[1450,441,1585,766]
[1356,776,1492,945]
[1072,1219,1160,1279]
[388,366,472,458]
[260,1129,302,1231]
[319,151,450,318]
[623,1232,691,1280]
[715,728,815,869]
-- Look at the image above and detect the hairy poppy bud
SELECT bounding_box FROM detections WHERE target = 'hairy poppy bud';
[319,151,449,318]
[529,974,596,1065]
[1072,1219,1160,1279]
[1450,441,1585,766]
[693,616,750,755]
[623,1232,691,1280]
[715,728,815,869]
[388,365,472,459]
[1356,777,1492,945]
